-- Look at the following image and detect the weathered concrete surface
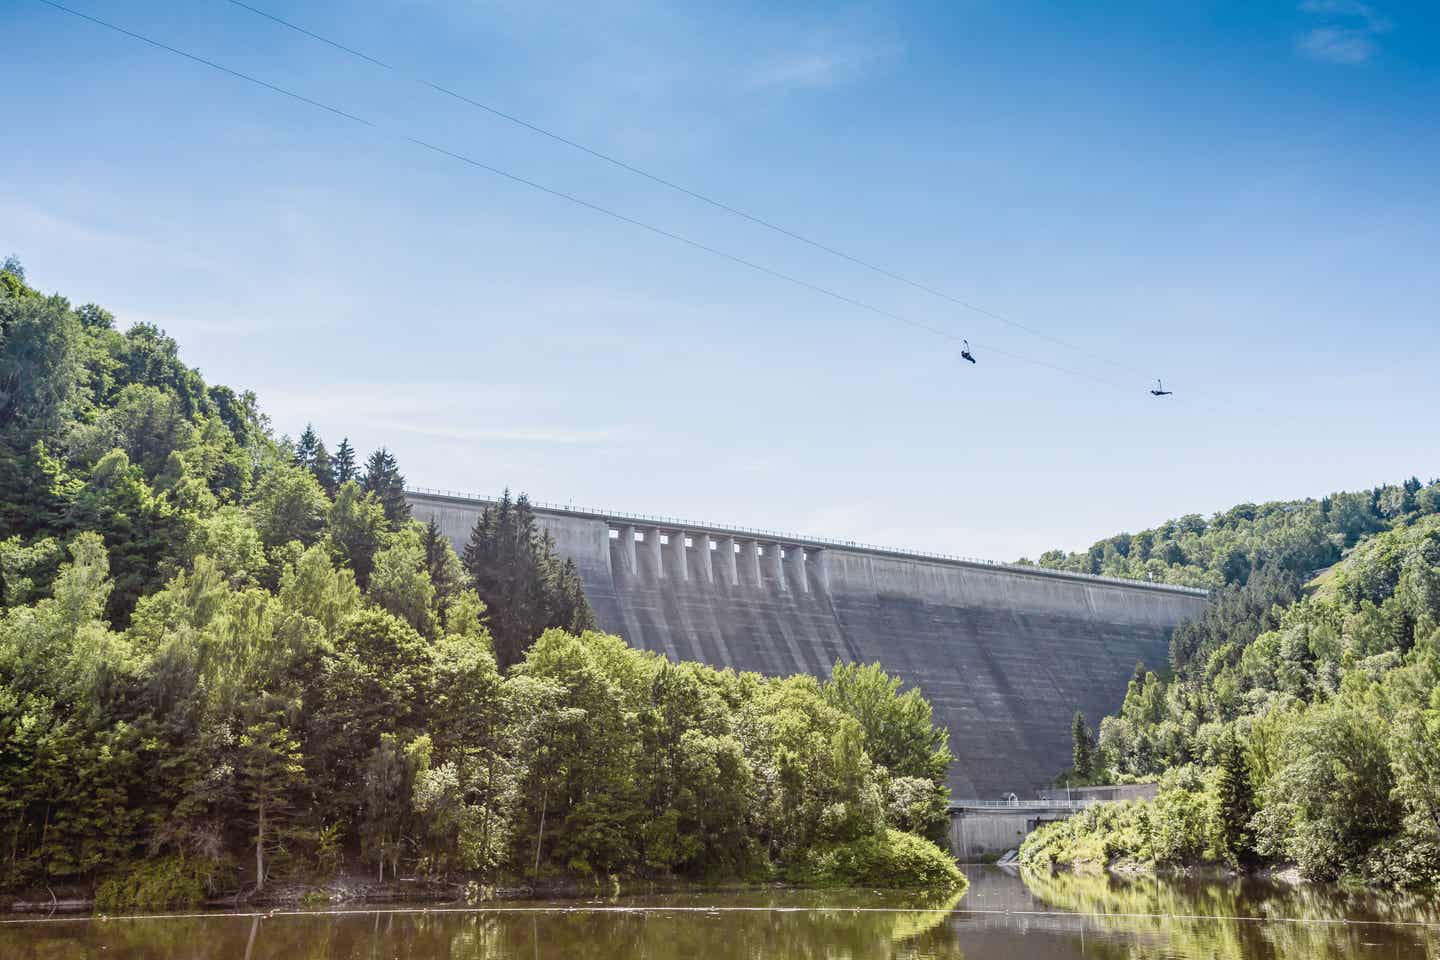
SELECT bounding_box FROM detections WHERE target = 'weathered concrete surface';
[407,491,1207,798]
[949,806,1074,861]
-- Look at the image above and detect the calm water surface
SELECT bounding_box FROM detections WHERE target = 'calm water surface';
[5,867,1439,959]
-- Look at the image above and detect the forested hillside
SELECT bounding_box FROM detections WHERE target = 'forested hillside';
[1025,474,1440,886]
[0,259,960,907]
[1031,480,1438,589]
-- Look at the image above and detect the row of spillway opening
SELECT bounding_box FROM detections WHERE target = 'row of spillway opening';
[607,524,826,593]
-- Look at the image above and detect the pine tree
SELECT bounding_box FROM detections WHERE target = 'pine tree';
[463,491,594,668]
[1216,731,1257,864]
[312,444,335,496]
[549,556,595,635]
[333,438,358,486]
[361,447,409,529]
[1071,711,1095,781]
[292,423,336,495]
[293,424,336,496]
[421,516,466,612]
[236,718,306,892]
[294,424,321,470]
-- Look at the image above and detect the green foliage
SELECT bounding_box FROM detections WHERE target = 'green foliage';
[0,534,63,605]
[94,856,226,912]
[1033,482,1437,589]
[823,661,952,783]
[186,506,265,586]
[1034,496,1440,886]
[1021,768,1224,873]
[0,286,85,444]
[293,424,335,496]
[360,447,409,530]
[884,776,951,840]
[789,829,965,888]
[822,661,952,844]
[0,268,963,895]
[325,481,388,589]
[369,527,437,637]
[462,491,596,668]
[1255,699,1400,880]
[1019,800,1156,871]
[332,438,357,486]
[250,464,328,552]
[1150,768,1225,865]
[1214,731,1256,863]
[236,717,307,891]
[1071,711,1095,781]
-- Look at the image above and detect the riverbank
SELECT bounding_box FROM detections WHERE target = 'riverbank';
[2,866,970,916]
[7,867,1440,960]
[1013,796,1402,891]
[1019,857,1307,885]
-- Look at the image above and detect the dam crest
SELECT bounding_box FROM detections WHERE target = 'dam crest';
[407,489,1208,797]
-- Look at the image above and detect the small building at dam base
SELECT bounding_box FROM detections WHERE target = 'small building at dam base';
[406,490,1208,800]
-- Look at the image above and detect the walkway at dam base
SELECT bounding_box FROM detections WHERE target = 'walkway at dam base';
[949,784,1160,861]
[405,490,1209,800]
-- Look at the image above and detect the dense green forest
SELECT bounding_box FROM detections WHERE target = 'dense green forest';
[1022,474,1440,886]
[1029,480,1438,589]
[0,259,960,907]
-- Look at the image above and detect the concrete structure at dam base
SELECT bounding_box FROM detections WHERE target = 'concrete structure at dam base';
[406,490,1208,801]
[950,783,1162,860]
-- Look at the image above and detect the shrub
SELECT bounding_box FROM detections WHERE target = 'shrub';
[94,856,228,912]
[789,829,964,888]
[1362,837,1440,889]
[1151,787,1224,865]
[1018,801,1156,870]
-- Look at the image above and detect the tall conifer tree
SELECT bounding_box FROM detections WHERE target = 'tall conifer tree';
[421,516,465,612]
[292,424,337,495]
[294,424,321,470]
[1071,711,1095,781]
[361,447,409,529]
[1216,731,1256,863]
[333,438,358,486]
[462,491,595,668]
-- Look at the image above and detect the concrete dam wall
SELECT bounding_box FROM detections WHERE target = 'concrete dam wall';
[407,491,1208,798]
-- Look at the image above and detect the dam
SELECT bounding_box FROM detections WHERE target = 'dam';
[406,489,1208,798]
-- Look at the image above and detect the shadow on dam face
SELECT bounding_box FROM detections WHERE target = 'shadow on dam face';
[407,491,1209,798]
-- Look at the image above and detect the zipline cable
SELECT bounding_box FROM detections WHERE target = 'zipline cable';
[220,0,1157,381]
[34,0,1140,395]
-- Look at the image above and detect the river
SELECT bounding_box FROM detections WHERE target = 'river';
[4,866,1438,958]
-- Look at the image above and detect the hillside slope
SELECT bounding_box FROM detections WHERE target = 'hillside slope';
[1026,484,1440,886]
[0,260,960,905]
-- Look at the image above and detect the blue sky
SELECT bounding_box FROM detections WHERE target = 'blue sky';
[4,0,1438,559]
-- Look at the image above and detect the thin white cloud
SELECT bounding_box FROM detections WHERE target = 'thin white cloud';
[1297,1,1392,64]
[0,199,231,278]
[744,40,900,92]
[257,382,623,447]
[373,420,618,446]
[1298,27,1378,63]
[1300,0,1391,30]
[741,11,903,95]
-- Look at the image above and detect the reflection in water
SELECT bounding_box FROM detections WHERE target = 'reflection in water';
[3,870,1438,959]
[1018,867,1440,960]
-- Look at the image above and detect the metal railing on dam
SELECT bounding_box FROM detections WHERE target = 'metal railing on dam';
[406,487,1210,598]
[951,799,1097,811]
